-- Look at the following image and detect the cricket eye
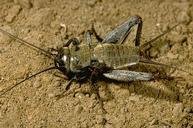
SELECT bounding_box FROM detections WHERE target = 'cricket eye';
[62,55,67,62]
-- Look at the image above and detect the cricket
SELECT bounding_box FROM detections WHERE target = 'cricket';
[0,15,191,100]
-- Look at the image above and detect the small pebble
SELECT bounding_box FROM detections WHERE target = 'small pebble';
[183,107,191,113]
[90,93,97,100]
[60,23,67,33]
[161,24,169,32]
[71,4,79,10]
[177,11,191,24]
[128,95,140,102]
[16,0,32,9]
[0,26,14,43]
[74,105,83,114]
[5,5,21,23]
[33,79,42,88]
[48,93,55,99]
[74,92,85,99]
[188,19,193,30]
[96,115,106,125]
[167,52,179,59]
[87,0,97,7]
[149,47,159,58]
[159,41,170,55]
[26,8,53,27]
[0,111,3,119]
[33,0,47,9]
[172,103,184,117]
[149,119,159,126]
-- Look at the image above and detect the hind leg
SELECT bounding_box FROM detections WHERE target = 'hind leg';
[102,15,143,46]
[88,15,142,46]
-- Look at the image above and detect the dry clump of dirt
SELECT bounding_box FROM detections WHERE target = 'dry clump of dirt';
[0,0,193,127]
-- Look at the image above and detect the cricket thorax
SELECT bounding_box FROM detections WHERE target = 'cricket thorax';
[69,44,93,72]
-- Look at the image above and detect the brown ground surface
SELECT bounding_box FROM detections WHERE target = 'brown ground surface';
[0,0,193,128]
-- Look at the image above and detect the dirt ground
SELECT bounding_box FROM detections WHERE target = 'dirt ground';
[0,0,193,127]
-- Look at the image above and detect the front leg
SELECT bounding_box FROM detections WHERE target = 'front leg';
[103,15,142,46]
[64,38,80,51]
[103,70,153,82]
[85,27,103,49]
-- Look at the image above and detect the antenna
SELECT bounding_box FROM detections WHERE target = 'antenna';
[0,66,56,97]
[0,28,54,59]
[141,23,180,50]
[139,23,193,76]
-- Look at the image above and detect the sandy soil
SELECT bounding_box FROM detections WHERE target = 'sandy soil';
[0,0,193,127]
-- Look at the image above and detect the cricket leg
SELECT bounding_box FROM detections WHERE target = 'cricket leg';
[103,70,153,82]
[91,24,103,42]
[85,27,104,48]
[53,72,69,80]
[88,68,107,114]
[85,23,103,45]
[89,82,107,113]
[102,15,142,46]
[63,38,80,51]
[55,76,79,99]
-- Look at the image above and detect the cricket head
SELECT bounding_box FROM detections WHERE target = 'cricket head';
[54,47,71,75]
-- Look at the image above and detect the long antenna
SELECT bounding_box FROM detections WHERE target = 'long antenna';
[0,66,56,97]
[0,28,54,59]
[141,23,180,50]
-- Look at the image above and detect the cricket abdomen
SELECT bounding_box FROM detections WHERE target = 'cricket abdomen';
[94,44,140,69]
